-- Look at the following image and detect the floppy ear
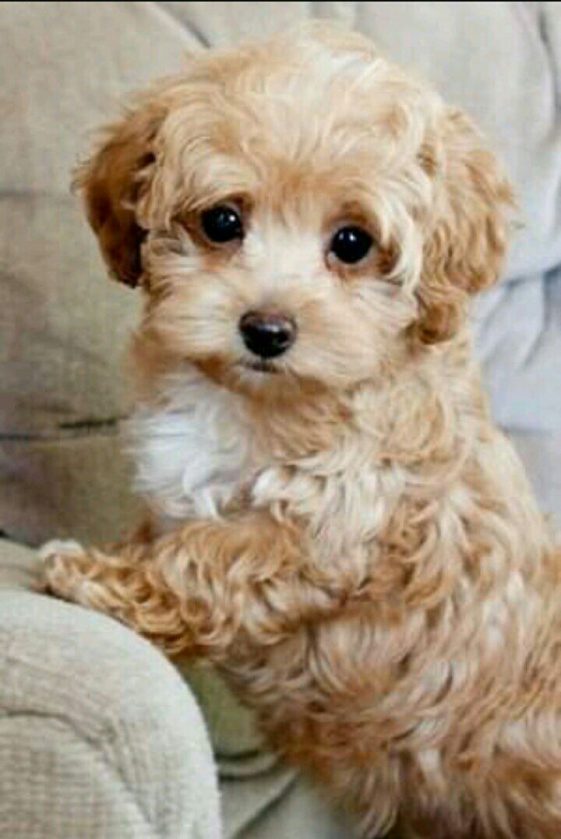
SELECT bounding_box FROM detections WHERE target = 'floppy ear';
[73,99,167,287]
[415,109,514,344]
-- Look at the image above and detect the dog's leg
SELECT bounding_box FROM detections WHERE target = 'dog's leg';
[41,513,340,658]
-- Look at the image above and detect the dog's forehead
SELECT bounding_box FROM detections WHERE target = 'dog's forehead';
[198,42,397,141]
[156,43,433,211]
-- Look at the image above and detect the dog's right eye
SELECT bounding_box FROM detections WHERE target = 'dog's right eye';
[200,205,244,244]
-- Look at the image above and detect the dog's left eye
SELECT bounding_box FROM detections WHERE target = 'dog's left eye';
[201,205,244,243]
[329,226,373,265]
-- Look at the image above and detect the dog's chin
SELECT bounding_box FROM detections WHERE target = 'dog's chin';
[230,358,291,396]
[193,354,287,394]
[193,354,329,402]
[239,359,281,375]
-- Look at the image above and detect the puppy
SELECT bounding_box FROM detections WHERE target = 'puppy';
[43,24,561,838]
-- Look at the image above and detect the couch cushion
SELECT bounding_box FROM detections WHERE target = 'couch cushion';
[474,268,561,436]
[0,2,201,544]
[0,539,220,839]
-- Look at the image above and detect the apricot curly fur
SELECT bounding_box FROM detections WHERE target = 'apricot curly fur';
[44,24,561,839]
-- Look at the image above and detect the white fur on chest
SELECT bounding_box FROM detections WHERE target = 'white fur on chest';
[126,368,251,524]
[126,371,431,561]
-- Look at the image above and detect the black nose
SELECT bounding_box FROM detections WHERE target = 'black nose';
[239,310,297,359]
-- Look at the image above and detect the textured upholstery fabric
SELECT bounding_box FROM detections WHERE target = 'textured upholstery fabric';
[0,0,199,545]
[0,2,560,837]
[0,539,221,839]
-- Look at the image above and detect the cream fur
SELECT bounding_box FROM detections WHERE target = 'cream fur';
[42,24,561,839]
[126,367,251,523]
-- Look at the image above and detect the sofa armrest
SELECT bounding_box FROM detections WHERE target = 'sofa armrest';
[0,543,220,839]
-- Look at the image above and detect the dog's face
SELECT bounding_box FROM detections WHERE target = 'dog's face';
[77,25,513,398]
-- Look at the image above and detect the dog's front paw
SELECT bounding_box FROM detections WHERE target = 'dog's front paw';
[39,539,93,604]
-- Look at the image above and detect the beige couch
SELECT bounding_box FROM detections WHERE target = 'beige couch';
[1,2,560,836]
